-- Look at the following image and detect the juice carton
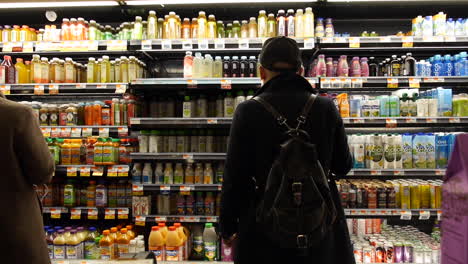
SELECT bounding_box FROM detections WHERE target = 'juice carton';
[436,133,449,169]
[389,95,400,117]
[394,134,403,169]
[412,133,427,169]
[447,133,457,161]
[383,135,396,169]
[365,135,372,168]
[353,134,365,169]
[402,134,413,169]
[370,99,380,117]
[379,96,390,117]
[437,88,453,116]
[426,133,436,169]
[370,134,384,169]
[433,12,447,36]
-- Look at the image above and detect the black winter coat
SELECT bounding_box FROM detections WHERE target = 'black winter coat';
[220,72,355,264]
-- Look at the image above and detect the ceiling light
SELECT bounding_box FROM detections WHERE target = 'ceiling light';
[126,0,316,5]
[0,1,119,9]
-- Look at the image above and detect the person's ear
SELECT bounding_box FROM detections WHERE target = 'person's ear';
[298,66,304,76]
[260,65,266,80]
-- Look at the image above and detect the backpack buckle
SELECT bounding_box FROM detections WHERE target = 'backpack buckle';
[297,235,308,249]
[292,182,302,205]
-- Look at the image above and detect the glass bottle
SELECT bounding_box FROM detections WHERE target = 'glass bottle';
[232,20,241,38]
[101,56,111,83]
[197,11,208,39]
[325,18,334,38]
[30,54,41,83]
[157,18,164,39]
[225,23,233,38]
[213,56,223,78]
[248,17,258,38]
[167,12,178,39]
[240,20,249,38]
[64,58,74,83]
[267,13,276,37]
[257,10,267,38]
[88,20,98,40]
[315,18,324,38]
[87,57,96,83]
[147,10,157,39]
[41,57,50,83]
[191,18,198,39]
[182,18,191,39]
[277,10,286,36]
[286,9,295,37]
[207,14,217,39]
[304,7,315,37]
[216,21,225,39]
[132,16,143,40]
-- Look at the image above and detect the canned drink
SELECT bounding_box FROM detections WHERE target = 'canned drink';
[376,243,386,263]
[353,244,363,263]
[413,246,424,263]
[385,243,394,263]
[366,219,373,234]
[394,243,404,263]
[416,62,424,76]
[363,247,375,263]
[400,183,411,209]
[410,184,421,209]
[423,248,433,264]
[420,183,431,209]
[378,186,387,208]
[373,218,382,234]
[403,243,413,263]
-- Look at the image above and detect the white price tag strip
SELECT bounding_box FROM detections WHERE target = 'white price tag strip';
[371,170,382,176]
[182,39,193,49]
[141,39,152,50]
[348,37,360,48]
[70,208,81,220]
[400,210,412,220]
[82,127,92,137]
[409,78,421,88]
[161,39,172,50]
[198,39,209,49]
[115,84,126,94]
[155,216,167,222]
[304,38,315,49]
[180,185,193,192]
[87,208,98,220]
[71,128,82,138]
[238,39,249,49]
[393,170,405,176]
[79,166,91,177]
[419,210,431,220]
[221,79,232,90]
[214,38,225,49]
[99,128,109,138]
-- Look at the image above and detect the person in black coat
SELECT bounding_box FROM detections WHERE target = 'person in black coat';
[220,37,355,264]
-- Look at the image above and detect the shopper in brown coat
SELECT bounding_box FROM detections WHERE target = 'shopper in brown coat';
[0,92,54,264]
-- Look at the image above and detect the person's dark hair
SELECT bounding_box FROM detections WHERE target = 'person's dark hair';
[259,36,302,73]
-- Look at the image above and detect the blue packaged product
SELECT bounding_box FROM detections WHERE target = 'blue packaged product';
[460,52,468,76]
[436,133,449,169]
[412,133,426,169]
[454,54,462,76]
[425,62,432,76]
[447,133,457,161]
[433,54,444,76]
[443,54,454,76]
[389,95,400,117]
[379,96,390,117]
[416,62,424,77]
[455,18,465,36]
[446,18,455,36]
[437,88,453,116]
[349,98,362,117]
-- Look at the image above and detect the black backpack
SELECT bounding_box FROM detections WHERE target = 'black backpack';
[253,94,338,252]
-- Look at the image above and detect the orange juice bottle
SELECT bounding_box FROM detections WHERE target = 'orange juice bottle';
[158,222,168,239]
[125,225,136,240]
[41,57,50,83]
[14,58,28,84]
[149,226,165,261]
[92,101,102,125]
[99,230,114,260]
[102,138,114,165]
[11,25,20,41]
[61,139,72,165]
[165,226,182,261]
[70,139,81,165]
[191,18,198,38]
[93,138,104,165]
[24,61,31,83]
[20,25,29,41]
[174,223,188,259]
[117,228,131,255]
[109,227,119,258]
[336,93,350,118]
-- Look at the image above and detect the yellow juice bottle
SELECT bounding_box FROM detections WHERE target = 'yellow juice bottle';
[87,57,96,83]
[197,11,208,39]
[96,58,102,83]
[120,56,129,83]
[114,58,121,82]
[15,58,28,84]
[24,60,31,83]
[207,14,217,39]
[257,10,267,38]
[167,12,178,39]
[147,10,158,39]
[128,56,137,82]
[31,54,41,83]
[64,57,75,83]
[41,57,50,83]
[59,59,65,83]
[100,55,111,83]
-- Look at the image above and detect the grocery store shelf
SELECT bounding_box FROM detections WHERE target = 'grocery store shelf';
[41,125,129,138]
[43,207,131,220]
[339,169,446,179]
[51,259,154,264]
[54,165,130,177]
[135,215,219,223]
[131,153,226,161]
[130,118,232,128]
[3,83,128,96]
[343,209,441,219]
[134,184,222,192]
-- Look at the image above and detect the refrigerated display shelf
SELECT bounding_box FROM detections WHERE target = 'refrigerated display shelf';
[41,126,128,136]
[340,169,446,179]
[135,215,219,223]
[133,183,222,192]
[130,118,232,128]
[130,153,226,161]
[54,165,130,177]
[51,259,154,264]
[343,209,441,220]
[43,207,131,220]
[1,83,128,96]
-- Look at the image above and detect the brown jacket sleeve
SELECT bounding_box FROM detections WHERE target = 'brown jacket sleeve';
[14,106,55,185]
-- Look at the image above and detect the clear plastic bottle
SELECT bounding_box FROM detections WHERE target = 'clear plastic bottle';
[304,7,315,37]
[184,51,194,78]
[100,56,111,83]
[193,52,203,78]
[167,12,178,39]
[213,56,223,78]
[295,9,304,38]
[132,16,143,40]
[257,10,267,38]
[164,162,174,184]
[204,54,213,78]
[248,17,258,38]
[267,13,277,37]
[41,57,50,83]
[191,18,198,39]
[197,11,208,39]
[207,14,217,39]
[224,92,234,117]
[240,20,249,38]
[64,57,74,83]
[216,21,225,38]
[232,20,241,38]
[277,10,286,36]
[120,56,129,83]
[231,56,240,78]
[147,11,157,39]
[182,18,191,39]
[286,9,295,37]
[30,54,41,83]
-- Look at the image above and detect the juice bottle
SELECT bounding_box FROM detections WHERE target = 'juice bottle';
[59,59,66,83]
[325,18,334,38]
[165,226,182,261]
[0,55,15,84]
[30,54,41,83]
[184,163,194,184]
[100,56,111,83]
[158,222,168,239]
[213,56,223,78]
[361,57,370,77]
[225,23,233,38]
[203,223,217,261]
[204,54,213,78]
[101,138,113,165]
[11,25,20,41]
[192,52,203,78]
[88,20,98,40]
[117,228,131,255]
[164,162,174,184]
[231,56,240,77]
[337,93,350,118]
[109,227,119,258]
[64,180,76,207]
[240,20,249,38]
[61,139,72,165]
[191,224,204,260]
[267,13,276,37]
[182,18,191,39]
[93,138,104,165]
[24,60,31,83]
[194,163,203,184]
[197,11,208,39]
[166,12,177,39]
[304,7,315,37]
[191,18,198,38]
[216,21,225,38]
[147,10,157,39]
[232,20,241,38]
[132,16,143,40]
[174,223,188,259]
[248,17,258,38]
[70,139,81,165]
[126,225,136,240]
[351,57,361,77]
[337,55,349,77]
[40,57,49,83]
[14,58,28,84]
[46,229,55,259]
[277,10,286,36]
[66,230,83,259]
[174,163,184,184]
[64,58,74,83]
[86,180,96,207]
[149,226,165,261]
[2,25,11,42]
[128,56,138,82]
[93,101,102,125]
[77,18,86,40]
[120,56,129,83]
[87,57,96,83]
[207,14,217,39]
[96,180,107,207]
[49,58,58,83]
[203,163,213,184]
[53,229,67,259]
[69,18,78,40]
[286,9,295,37]
[257,10,267,38]
[84,227,98,259]
[99,230,114,260]
[20,25,29,41]
[183,51,193,78]
[295,9,304,38]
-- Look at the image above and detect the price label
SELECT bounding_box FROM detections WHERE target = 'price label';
[67,166,78,177]
[50,127,60,137]
[206,216,217,223]
[371,170,382,176]
[132,184,144,195]
[304,38,315,49]
[0,85,10,95]
[180,185,193,192]
[118,165,130,177]
[105,209,115,219]
[344,209,352,215]
[394,170,405,176]
[449,117,461,123]
[198,39,209,50]
[217,185,222,191]
[435,170,445,176]
[402,36,414,47]
[82,127,92,137]
[182,154,194,160]
[70,209,81,219]
[321,37,333,43]
[405,117,417,123]
[419,210,431,220]
[445,35,457,42]
[379,210,390,216]
[71,128,81,138]
[180,216,197,222]
[380,36,392,42]
[23,41,34,52]
[351,78,363,88]
[106,40,127,51]
[160,185,171,191]
[154,216,167,222]
[87,208,98,220]
[48,84,59,94]
[50,208,61,219]
[99,128,109,138]
[409,78,421,88]
[2,42,21,52]
[182,39,193,50]
[214,38,225,49]
[221,79,232,90]
[207,119,218,124]
[433,36,444,42]
[423,36,435,42]
[141,39,152,50]
[76,83,86,89]
[386,118,397,128]
[347,170,354,176]
[423,77,445,82]
[348,37,360,48]
[60,127,71,137]
[353,118,365,124]
[387,78,399,88]
[88,40,99,51]
[161,39,172,50]
[41,127,51,137]
[118,208,129,219]
[135,216,146,226]
[437,210,442,221]
[187,79,198,88]
[34,85,45,95]
[335,37,347,43]
[80,166,91,177]
[426,118,437,123]
[115,84,126,94]
[238,39,249,49]
[117,126,129,137]
[107,166,118,177]
[92,166,104,177]
[400,210,412,220]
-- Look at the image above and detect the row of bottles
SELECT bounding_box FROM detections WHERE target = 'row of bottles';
[184,52,258,78]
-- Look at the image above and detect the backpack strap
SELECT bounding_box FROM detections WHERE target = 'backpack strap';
[252,97,293,131]
[295,94,317,130]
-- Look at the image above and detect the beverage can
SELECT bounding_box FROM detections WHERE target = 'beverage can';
[363,247,374,263]
[375,243,386,263]
[385,242,394,263]
[353,244,363,263]
[394,243,404,263]
[403,243,413,263]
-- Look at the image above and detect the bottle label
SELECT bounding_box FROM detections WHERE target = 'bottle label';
[193,236,204,255]
[183,102,192,118]
[165,246,180,261]
[149,246,165,261]
[53,245,66,259]
[66,244,79,259]
[48,244,54,259]
[102,146,113,163]
[84,241,95,259]
[118,244,130,254]
[33,64,42,82]
[204,242,217,261]
[100,245,113,259]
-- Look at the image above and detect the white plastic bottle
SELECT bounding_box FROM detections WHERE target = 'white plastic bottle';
[183,51,193,78]
[204,54,213,78]
[213,56,223,78]
[203,223,218,261]
[224,92,235,117]
[193,52,203,78]
[234,91,246,111]
[142,163,153,184]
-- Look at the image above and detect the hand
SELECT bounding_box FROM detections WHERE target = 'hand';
[223,233,238,247]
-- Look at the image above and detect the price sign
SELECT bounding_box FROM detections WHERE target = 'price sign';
[207,119,218,124]
[87,208,98,220]
[445,35,457,42]
[394,170,405,176]
[400,210,412,220]
[371,170,382,176]
[217,185,222,191]
[187,79,198,88]
[80,166,91,177]
[437,210,442,221]
[426,118,437,123]
[141,40,152,50]
[435,170,445,176]
[116,127,128,138]
[82,127,92,137]
[107,166,118,177]
[353,118,365,124]
[41,127,51,137]
[351,78,363,88]
[99,127,109,138]
[304,38,315,49]
[50,127,60,137]
[23,42,34,52]
[106,40,127,51]
[238,39,249,49]
[182,154,194,160]
[379,210,390,216]
[320,78,331,88]
[135,216,146,226]
[449,117,461,123]
[160,185,171,191]
[386,118,397,128]
[0,85,10,95]
[71,128,82,138]
[60,127,71,137]
[67,166,78,177]
[115,84,126,94]
[387,78,399,88]
[348,37,360,48]
[180,185,193,192]
[321,37,333,43]
[221,79,232,90]
[419,210,431,220]
[214,38,225,49]
[335,37,347,43]
[161,39,172,50]
[76,83,86,89]
[88,40,99,51]
[70,208,81,220]
[179,216,197,222]
[402,36,414,48]
[198,39,209,50]
[409,78,421,88]
[104,209,115,219]
[182,39,193,50]
[132,184,144,196]
[50,208,61,219]
[380,36,392,42]
[155,216,167,222]
[118,165,130,177]
[405,117,417,123]
[92,166,104,177]
[118,208,129,219]
[34,85,45,95]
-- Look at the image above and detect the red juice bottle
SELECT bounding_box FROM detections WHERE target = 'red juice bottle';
[337,55,349,77]
[0,55,16,84]
[326,57,334,77]
[351,57,361,77]
[360,57,370,77]
[316,55,327,77]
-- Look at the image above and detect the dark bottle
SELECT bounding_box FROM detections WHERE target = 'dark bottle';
[248,56,257,77]
[222,56,231,77]
[239,56,249,78]
[369,57,379,77]
[391,55,401,76]
[231,56,240,78]
[400,55,407,77]
[404,52,416,76]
